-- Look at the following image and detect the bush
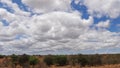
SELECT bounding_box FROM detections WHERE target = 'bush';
[11,54,19,63]
[54,55,68,66]
[29,56,39,68]
[0,55,5,58]
[68,56,78,66]
[18,54,30,68]
[77,56,88,66]
[11,54,19,68]
[44,56,54,66]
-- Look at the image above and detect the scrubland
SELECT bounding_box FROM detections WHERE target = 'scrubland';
[0,54,120,68]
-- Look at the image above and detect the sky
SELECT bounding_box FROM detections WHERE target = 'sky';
[0,0,120,55]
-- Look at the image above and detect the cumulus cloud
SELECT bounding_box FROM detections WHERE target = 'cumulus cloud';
[25,12,93,40]
[83,0,120,18]
[96,20,110,28]
[0,8,16,22]
[0,9,94,54]
[0,11,120,55]
[22,0,71,13]
[0,0,119,55]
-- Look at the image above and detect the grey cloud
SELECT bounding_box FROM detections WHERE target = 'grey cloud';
[22,0,71,13]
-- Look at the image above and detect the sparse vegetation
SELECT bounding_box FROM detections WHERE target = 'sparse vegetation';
[0,54,120,68]
[44,55,54,66]
[29,56,39,68]
[11,54,19,68]
[18,54,30,68]
[53,55,68,66]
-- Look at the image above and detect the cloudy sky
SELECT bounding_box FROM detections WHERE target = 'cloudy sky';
[0,0,120,55]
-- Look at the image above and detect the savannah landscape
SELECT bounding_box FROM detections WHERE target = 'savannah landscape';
[0,54,120,68]
[0,0,120,68]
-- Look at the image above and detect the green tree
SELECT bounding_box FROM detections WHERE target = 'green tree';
[29,56,39,68]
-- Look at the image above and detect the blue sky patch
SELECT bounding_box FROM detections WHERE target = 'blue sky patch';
[1,19,9,26]
[0,2,14,13]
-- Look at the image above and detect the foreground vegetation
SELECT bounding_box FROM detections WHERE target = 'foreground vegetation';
[0,54,120,68]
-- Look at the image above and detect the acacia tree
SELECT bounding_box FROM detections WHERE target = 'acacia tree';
[29,56,39,68]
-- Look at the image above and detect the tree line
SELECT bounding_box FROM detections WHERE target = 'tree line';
[0,54,120,68]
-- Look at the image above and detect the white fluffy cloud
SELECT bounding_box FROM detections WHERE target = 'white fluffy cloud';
[22,0,71,13]
[0,8,16,22]
[96,20,110,28]
[0,10,94,54]
[27,11,93,40]
[0,0,119,55]
[83,0,120,18]
[0,11,120,55]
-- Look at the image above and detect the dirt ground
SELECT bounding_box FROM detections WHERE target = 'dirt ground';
[49,64,120,68]
[0,64,120,68]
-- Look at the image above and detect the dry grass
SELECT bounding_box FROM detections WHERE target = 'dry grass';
[48,64,120,68]
[85,64,120,68]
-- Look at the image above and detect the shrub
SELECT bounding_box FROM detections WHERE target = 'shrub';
[11,54,19,68]
[18,54,30,68]
[0,55,5,58]
[54,55,68,66]
[29,56,39,68]
[44,56,54,66]
[77,56,88,66]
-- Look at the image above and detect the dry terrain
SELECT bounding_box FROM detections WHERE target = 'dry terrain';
[49,64,120,68]
[0,54,120,68]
